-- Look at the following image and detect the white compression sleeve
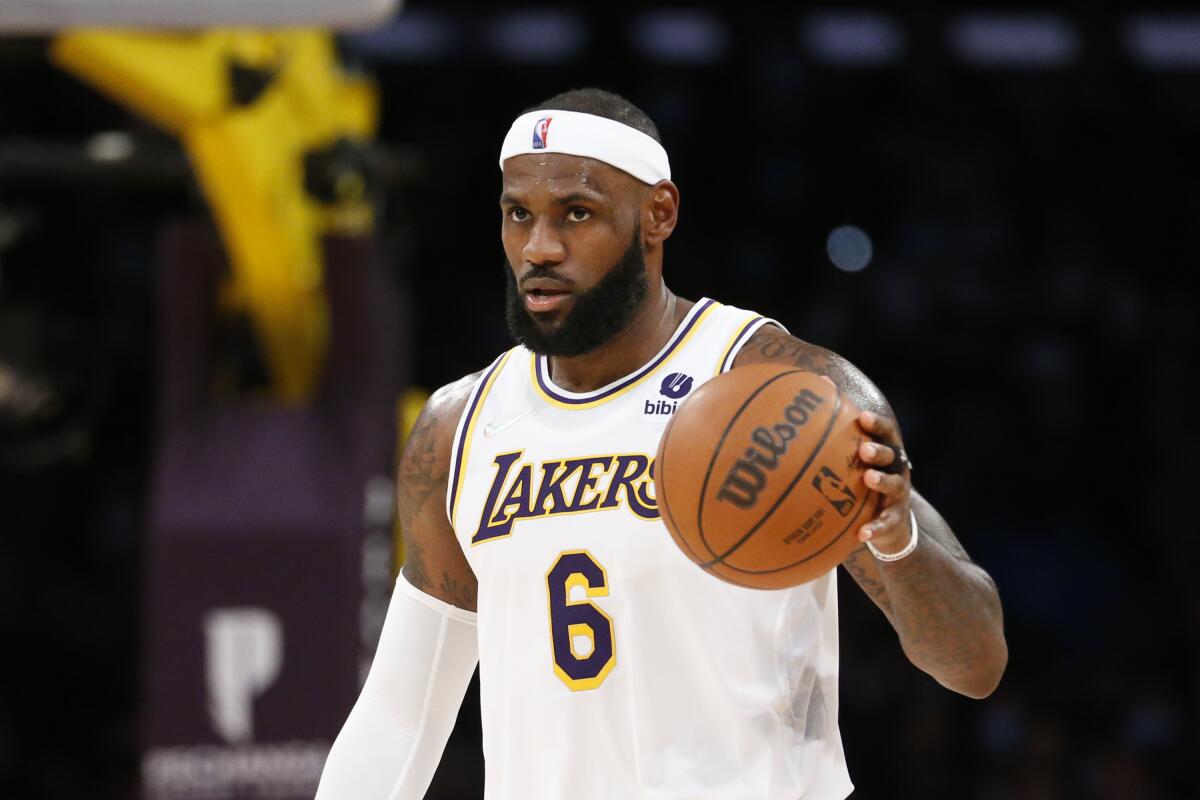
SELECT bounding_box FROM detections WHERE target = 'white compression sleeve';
[315,574,478,800]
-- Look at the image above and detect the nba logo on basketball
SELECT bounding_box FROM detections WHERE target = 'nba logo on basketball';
[532,117,552,149]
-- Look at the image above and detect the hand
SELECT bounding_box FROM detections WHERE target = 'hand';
[855,410,914,555]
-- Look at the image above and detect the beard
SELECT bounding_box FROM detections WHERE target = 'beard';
[504,226,648,357]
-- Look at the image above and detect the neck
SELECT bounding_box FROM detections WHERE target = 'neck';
[545,282,693,393]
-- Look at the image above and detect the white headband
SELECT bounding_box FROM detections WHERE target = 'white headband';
[499,109,671,185]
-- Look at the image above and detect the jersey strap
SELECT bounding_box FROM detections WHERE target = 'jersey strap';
[445,349,515,528]
[715,314,786,374]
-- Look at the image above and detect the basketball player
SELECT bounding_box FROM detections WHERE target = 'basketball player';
[316,89,1007,800]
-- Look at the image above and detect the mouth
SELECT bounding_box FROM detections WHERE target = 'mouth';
[523,286,572,313]
[520,275,574,314]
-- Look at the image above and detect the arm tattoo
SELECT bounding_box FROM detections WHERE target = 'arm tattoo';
[743,325,835,374]
[395,407,447,535]
[396,409,444,595]
[736,325,886,418]
[737,326,1005,695]
[401,528,431,592]
[396,373,482,608]
[841,546,894,620]
[870,500,1006,696]
[878,528,1003,691]
[439,572,478,610]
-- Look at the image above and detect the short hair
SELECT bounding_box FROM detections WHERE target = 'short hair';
[525,88,662,144]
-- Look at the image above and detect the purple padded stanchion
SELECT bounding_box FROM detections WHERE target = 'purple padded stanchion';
[142,222,405,800]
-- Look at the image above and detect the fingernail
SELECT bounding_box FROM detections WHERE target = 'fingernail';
[862,528,873,540]
[865,443,878,458]
[868,471,880,486]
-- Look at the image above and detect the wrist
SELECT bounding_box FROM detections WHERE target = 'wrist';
[867,508,920,562]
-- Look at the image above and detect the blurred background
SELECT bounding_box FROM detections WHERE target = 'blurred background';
[0,1,1196,798]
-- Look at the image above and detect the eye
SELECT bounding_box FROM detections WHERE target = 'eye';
[506,207,530,223]
[566,207,592,223]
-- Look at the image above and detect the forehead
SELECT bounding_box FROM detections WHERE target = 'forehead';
[500,152,638,201]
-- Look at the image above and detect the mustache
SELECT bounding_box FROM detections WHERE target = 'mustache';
[513,264,577,291]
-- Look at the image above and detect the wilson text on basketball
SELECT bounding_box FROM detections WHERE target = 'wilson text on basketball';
[716,389,825,509]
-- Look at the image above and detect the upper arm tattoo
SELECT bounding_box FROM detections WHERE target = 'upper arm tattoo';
[733,325,891,420]
[396,371,483,610]
[736,324,836,374]
[395,404,449,534]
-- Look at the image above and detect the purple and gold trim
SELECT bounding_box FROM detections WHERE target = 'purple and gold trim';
[531,298,719,410]
[717,315,770,374]
[447,349,514,529]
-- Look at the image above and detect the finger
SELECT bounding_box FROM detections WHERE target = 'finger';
[857,410,901,446]
[859,441,897,468]
[858,504,906,542]
[864,469,908,498]
[878,444,911,475]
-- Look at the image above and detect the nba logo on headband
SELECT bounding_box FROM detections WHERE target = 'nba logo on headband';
[532,117,552,149]
[501,110,671,184]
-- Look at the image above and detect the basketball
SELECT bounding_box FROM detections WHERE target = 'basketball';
[655,364,879,590]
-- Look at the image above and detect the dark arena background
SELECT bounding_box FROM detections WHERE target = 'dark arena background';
[0,2,1196,798]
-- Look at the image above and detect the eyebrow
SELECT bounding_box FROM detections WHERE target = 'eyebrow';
[499,189,608,206]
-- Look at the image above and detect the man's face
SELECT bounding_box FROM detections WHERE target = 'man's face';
[500,153,649,356]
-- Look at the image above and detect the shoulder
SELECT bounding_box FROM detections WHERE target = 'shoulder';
[732,323,892,419]
[410,368,489,455]
[427,369,487,423]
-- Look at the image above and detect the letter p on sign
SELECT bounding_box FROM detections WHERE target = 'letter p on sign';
[205,608,283,744]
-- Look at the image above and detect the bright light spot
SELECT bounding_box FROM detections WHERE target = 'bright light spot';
[1124,15,1200,68]
[631,11,730,64]
[827,225,873,272]
[803,12,906,66]
[489,11,587,62]
[85,131,133,163]
[342,11,461,61]
[948,14,1080,67]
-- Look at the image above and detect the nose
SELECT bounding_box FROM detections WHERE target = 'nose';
[522,216,566,266]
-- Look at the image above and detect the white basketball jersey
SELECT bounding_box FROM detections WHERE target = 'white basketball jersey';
[446,299,852,800]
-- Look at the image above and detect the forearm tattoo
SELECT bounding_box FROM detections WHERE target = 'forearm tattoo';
[841,546,895,619]
[875,504,1005,693]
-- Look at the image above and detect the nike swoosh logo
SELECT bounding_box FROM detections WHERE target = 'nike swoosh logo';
[483,408,533,438]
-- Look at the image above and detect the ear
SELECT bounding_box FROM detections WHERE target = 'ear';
[642,180,679,249]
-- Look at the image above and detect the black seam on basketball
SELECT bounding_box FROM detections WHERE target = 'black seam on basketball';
[694,368,805,559]
[702,391,845,568]
[720,486,876,574]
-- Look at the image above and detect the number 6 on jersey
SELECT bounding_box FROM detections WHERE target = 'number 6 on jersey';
[545,551,616,691]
